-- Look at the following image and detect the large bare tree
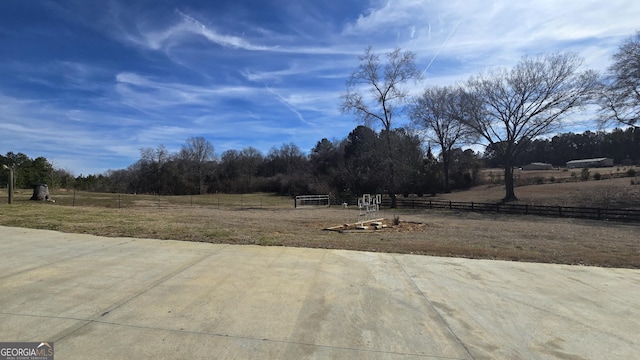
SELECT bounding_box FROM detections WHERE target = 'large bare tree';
[410,85,475,193]
[340,46,420,207]
[598,31,640,128]
[463,53,598,201]
[179,136,214,194]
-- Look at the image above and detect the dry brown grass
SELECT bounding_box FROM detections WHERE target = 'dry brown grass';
[0,186,638,269]
[439,170,640,209]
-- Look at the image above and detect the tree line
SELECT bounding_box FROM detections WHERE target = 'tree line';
[0,152,73,190]
[484,127,640,168]
[2,126,638,201]
[64,131,478,199]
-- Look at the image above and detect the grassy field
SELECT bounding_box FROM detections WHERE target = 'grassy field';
[443,167,640,209]
[0,184,638,268]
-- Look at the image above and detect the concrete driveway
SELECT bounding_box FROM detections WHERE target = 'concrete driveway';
[1,225,638,359]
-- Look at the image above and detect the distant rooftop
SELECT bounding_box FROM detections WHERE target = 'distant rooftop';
[566,158,610,163]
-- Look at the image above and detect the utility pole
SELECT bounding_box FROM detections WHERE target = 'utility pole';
[2,164,13,204]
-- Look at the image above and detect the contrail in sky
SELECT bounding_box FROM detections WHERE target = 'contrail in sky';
[422,19,462,77]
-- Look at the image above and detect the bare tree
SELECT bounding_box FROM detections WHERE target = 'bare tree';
[410,85,475,193]
[464,53,598,201]
[139,145,170,194]
[179,137,214,194]
[340,46,420,207]
[598,31,640,128]
[238,147,263,192]
[141,145,170,165]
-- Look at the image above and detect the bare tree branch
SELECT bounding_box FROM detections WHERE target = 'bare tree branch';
[409,85,476,192]
[340,46,421,207]
[463,53,598,201]
[598,31,640,128]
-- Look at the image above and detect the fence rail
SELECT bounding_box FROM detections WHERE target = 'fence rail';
[379,198,640,223]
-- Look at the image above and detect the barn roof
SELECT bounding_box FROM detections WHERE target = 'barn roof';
[566,157,610,164]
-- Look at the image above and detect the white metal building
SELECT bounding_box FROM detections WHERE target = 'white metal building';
[566,157,614,168]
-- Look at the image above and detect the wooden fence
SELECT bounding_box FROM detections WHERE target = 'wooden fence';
[379,198,640,223]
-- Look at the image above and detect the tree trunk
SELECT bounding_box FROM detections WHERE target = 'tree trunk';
[442,151,451,193]
[385,130,398,208]
[503,162,517,202]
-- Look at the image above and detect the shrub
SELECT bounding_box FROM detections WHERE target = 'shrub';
[627,168,637,177]
[570,171,578,181]
[581,167,590,181]
[549,176,556,183]
[534,176,544,184]
[593,172,602,180]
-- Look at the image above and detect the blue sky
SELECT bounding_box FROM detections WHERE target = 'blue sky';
[1,0,638,175]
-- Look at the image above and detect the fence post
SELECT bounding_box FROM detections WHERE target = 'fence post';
[471,202,474,211]
[597,208,601,220]
[558,206,562,217]
[525,204,528,215]
[449,201,452,210]
[429,200,432,209]
[496,203,500,213]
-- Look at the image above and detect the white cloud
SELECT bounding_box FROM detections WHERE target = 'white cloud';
[342,0,427,37]
[114,72,261,111]
[339,0,639,86]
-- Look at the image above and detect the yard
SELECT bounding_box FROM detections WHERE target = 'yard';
[0,180,638,269]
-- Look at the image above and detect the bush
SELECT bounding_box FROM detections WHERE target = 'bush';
[593,172,602,180]
[581,167,590,181]
[534,176,544,184]
[627,168,637,177]
[549,176,556,183]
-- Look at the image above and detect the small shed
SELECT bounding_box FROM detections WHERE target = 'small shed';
[566,158,614,169]
[522,162,553,170]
